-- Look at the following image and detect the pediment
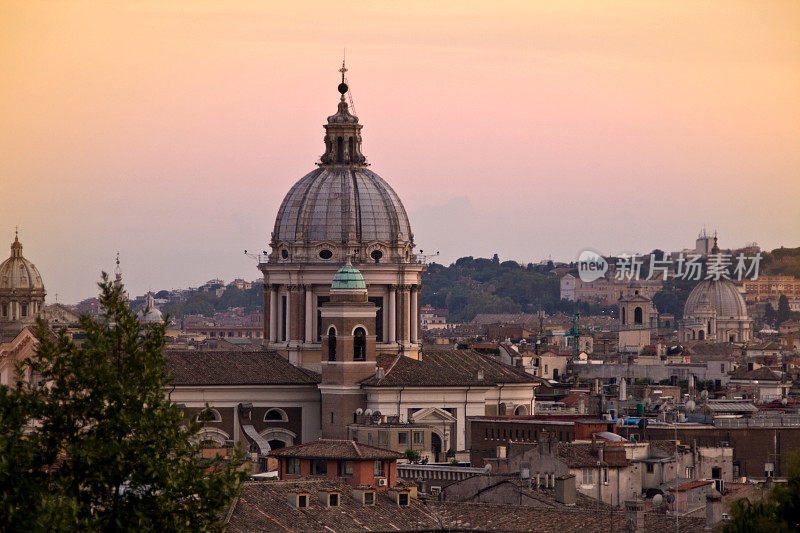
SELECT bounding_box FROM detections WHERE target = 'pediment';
[409,407,457,423]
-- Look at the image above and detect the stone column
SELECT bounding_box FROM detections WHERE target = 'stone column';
[388,286,397,344]
[410,286,419,343]
[402,285,411,345]
[269,286,278,343]
[263,284,270,341]
[304,285,313,343]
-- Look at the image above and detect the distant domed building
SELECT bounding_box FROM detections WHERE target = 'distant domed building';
[260,67,423,368]
[0,231,45,338]
[139,292,163,323]
[680,239,752,343]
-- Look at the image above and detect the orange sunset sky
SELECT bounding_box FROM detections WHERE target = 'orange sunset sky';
[1,1,799,303]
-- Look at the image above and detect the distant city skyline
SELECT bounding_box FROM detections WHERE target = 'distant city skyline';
[2,1,798,304]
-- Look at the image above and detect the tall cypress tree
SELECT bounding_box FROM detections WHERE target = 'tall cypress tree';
[0,275,247,532]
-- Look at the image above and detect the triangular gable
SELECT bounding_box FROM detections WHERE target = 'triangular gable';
[410,407,457,423]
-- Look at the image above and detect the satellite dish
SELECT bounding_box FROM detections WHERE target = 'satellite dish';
[653,494,663,505]
[355,408,363,415]
[700,390,709,401]
[782,398,788,406]
[665,494,675,503]
[686,400,696,412]
[372,410,382,420]
[364,409,373,417]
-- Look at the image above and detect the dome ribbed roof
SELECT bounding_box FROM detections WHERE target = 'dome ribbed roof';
[684,279,748,319]
[0,235,44,292]
[331,261,367,291]
[273,167,412,244]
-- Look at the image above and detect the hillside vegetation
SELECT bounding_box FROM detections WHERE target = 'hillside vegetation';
[420,256,604,323]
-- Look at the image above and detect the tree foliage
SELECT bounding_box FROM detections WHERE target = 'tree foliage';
[0,275,247,532]
[421,257,607,322]
[162,283,263,318]
[724,449,800,533]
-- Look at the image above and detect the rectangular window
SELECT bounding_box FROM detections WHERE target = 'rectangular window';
[378,431,388,446]
[413,431,424,445]
[20,304,27,317]
[364,491,375,505]
[398,493,409,506]
[287,458,301,475]
[316,296,330,341]
[368,433,374,445]
[369,296,384,342]
[281,295,287,341]
[374,460,385,477]
[340,460,353,477]
[298,494,308,508]
[685,466,695,479]
[582,468,594,484]
[328,493,339,507]
[312,459,327,476]
[602,468,608,484]
[398,432,408,445]
[646,463,654,474]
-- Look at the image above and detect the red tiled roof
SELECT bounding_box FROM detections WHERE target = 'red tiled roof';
[226,479,710,532]
[668,480,713,492]
[166,349,320,386]
[269,440,404,460]
[362,347,539,387]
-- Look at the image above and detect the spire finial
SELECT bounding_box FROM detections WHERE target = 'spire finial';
[338,54,349,96]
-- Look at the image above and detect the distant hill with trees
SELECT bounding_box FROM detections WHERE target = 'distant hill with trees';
[420,256,606,323]
[161,284,263,318]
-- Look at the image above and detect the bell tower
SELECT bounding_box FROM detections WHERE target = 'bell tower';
[319,260,377,439]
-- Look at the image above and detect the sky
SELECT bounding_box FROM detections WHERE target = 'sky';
[1,0,798,304]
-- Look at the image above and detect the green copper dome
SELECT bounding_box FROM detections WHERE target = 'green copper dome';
[331,261,366,290]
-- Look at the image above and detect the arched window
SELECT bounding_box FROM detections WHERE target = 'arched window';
[634,307,643,325]
[196,408,222,423]
[328,327,336,361]
[348,137,354,162]
[698,330,705,340]
[621,308,626,325]
[353,327,366,361]
[707,321,712,334]
[1,303,6,317]
[264,408,288,422]
[336,137,344,163]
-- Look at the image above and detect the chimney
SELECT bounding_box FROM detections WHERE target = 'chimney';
[619,377,627,401]
[476,370,484,381]
[534,473,540,491]
[705,492,722,529]
[624,499,645,533]
[555,474,576,505]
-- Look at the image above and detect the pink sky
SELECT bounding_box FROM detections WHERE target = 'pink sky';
[1,1,798,303]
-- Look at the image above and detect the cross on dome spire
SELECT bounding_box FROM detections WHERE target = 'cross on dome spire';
[10,227,22,258]
[320,61,366,166]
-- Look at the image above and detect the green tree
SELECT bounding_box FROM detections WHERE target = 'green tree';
[0,274,247,532]
[724,450,800,532]
[777,294,791,325]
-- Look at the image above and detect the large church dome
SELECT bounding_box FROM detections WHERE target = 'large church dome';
[0,233,44,292]
[684,279,748,319]
[268,70,415,265]
[274,167,412,245]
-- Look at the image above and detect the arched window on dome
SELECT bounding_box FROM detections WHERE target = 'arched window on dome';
[336,137,344,163]
[634,307,642,325]
[328,327,337,361]
[353,327,366,361]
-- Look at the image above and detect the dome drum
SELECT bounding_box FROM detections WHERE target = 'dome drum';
[0,233,46,331]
